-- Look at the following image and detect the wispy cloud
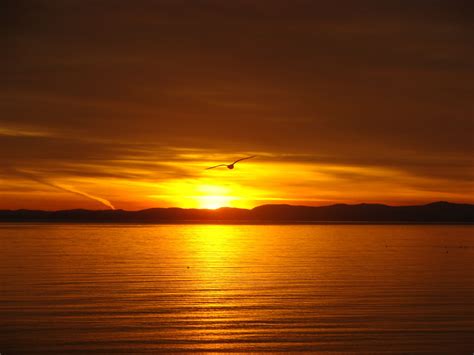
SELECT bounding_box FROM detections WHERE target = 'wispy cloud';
[49,183,115,210]
[0,126,55,138]
[12,170,115,210]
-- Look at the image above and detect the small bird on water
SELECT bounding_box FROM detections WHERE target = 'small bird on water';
[205,155,256,170]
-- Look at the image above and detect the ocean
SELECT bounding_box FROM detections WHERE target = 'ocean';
[1,224,473,353]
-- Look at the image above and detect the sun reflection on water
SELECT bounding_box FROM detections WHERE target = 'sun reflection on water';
[2,225,473,352]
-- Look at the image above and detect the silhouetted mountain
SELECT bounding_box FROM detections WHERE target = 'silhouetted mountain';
[0,202,472,223]
[251,201,473,222]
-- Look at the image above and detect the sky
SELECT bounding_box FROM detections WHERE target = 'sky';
[1,0,473,210]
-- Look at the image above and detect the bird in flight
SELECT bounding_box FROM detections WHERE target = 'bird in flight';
[206,155,256,170]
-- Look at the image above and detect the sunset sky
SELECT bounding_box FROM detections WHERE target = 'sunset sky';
[2,0,473,210]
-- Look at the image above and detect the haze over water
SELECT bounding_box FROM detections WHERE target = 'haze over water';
[1,224,473,353]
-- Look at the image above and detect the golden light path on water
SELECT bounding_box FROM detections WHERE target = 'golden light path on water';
[1,224,473,352]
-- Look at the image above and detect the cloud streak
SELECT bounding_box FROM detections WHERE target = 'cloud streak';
[50,183,115,210]
[13,170,115,210]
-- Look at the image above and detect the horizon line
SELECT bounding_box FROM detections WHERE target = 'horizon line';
[2,200,473,213]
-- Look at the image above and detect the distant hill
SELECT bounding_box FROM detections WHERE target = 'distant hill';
[0,201,472,223]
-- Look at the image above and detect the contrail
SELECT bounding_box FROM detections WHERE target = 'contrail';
[51,183,115,210]
[14,170,115,210]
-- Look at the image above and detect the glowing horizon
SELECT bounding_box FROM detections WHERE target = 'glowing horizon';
[2,154,472,211]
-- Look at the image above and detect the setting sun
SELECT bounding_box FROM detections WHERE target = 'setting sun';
[149,182,244,209]
[195,184,234,209]
[198,195,232,209]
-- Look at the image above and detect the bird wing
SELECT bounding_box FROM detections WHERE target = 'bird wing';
[233,155,256,164]
[205,164,228,170]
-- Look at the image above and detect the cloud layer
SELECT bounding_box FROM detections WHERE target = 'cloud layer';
[1,1,473,209]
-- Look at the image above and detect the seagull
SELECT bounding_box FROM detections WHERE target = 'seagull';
[205,155,256,170]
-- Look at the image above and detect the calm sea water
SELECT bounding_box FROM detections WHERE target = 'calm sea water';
[0,224,473,353]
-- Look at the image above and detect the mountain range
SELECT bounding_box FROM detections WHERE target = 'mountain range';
[0,201,472,223]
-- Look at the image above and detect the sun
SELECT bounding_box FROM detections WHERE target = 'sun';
[196,185,233,209]
[150,181,250,209]
[198,195,233,209]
